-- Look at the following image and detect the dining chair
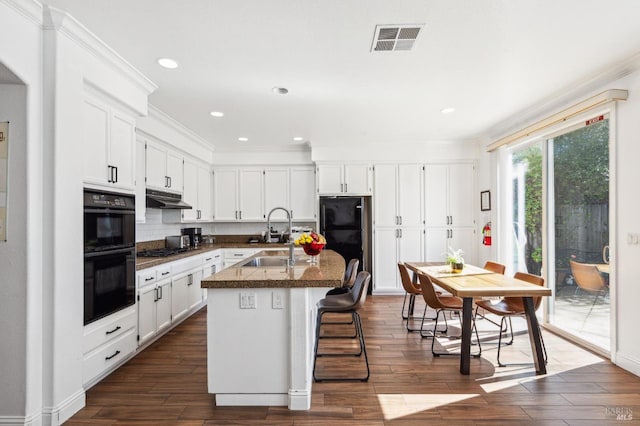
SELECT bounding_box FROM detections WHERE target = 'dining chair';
[398,263,437,332]
[417,272,481,357]
[313,271,371,382]
[476,261,507,328]
[569,260,608,319]
[473,271,547,367]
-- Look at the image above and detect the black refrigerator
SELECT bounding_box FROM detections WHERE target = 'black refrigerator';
[319,197,371,290]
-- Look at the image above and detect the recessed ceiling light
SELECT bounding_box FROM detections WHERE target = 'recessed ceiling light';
[157,58,178,69]
[210,111,224,117]
[293,137,304,142]
[238,137,249,142]
[272,87,289,95]
[441,107,456,114]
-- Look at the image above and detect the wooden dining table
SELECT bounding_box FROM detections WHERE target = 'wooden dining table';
[405,262,552,375]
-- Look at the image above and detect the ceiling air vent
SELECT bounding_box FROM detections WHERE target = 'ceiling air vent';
[371,24,424,52]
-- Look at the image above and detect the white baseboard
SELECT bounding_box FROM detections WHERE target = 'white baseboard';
[288,389,311,410]
[41,388,85,426]
[215,393,288,407]
[0,414,41,426]
[614,352,640,377]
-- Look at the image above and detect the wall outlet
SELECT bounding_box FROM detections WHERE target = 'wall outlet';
[272,292,283,309]
[240,292,257,309]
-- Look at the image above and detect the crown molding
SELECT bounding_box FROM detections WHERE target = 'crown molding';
[146,104,214,151]
[1,0,42,26]
[42,5,157,96]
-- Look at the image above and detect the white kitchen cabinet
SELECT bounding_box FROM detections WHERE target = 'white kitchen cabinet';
[135,138,146,222]
[187,268,204,311]
[290,166,316,221]
[374,164,423,228]
[223,248,259,269]
[212,168,239,221]
[317,164,372,195]
[164,159,211,223]
[264,168,290,221]
[145,139,183,193]
[424,163,476,263]
[239,168,264,221]
[373,227,423,293]
[137,266,172,347]
[83,95,136,191]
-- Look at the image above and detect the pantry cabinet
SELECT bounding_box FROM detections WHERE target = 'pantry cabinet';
[374,164,423,228]
[424,163,476,263]
[83,94,136,191]
[317,164,372,195]
[373,227,423,292]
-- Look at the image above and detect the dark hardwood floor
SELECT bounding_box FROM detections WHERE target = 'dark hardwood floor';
[66,296,640,425]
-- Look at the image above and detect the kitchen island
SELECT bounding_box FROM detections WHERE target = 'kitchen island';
[201,249,344,410]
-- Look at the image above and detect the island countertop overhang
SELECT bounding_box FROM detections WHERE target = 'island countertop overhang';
[201,249,345,289]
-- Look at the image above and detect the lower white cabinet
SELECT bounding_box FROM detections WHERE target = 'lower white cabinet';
[82,306,137,385]
[373,227,423,293]
[137,266,172,347]
[223,248,259,269]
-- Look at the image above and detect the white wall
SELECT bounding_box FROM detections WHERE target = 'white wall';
[0,1,44,424]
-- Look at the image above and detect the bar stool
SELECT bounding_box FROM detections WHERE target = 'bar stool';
[322,259,359,326]
[313,271,371,382]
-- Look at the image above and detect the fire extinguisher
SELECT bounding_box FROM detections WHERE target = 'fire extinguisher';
[482,222,492,246]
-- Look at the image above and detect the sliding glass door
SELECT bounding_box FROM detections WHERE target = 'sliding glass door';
[501,113,611,352]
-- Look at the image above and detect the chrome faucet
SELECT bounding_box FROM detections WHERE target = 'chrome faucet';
[266,206,295,266]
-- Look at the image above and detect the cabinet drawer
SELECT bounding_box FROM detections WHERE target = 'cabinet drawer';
[157,265,172,280]
[83,307,137,354]
[137,269,157,288]
[83,327,136,384]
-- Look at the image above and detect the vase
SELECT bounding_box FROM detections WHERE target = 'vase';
[451,262,464,273]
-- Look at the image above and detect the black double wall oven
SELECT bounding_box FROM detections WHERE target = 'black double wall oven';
[83,189,136,325]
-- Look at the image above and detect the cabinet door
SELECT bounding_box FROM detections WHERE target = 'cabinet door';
[239,169,263,221]
[182,159,199,222]
[264,168,290,220]
[83,98,109,185]
[448,163,475,227]
[109,111,136,190]
[317,165,343,194]
[188,269,203,310]
[135,139,147,223]
[213,169,238,221]
[290,167,316,221]
[449,227,476,265]
[397,164,423,228]
[156,280,172,333]
[171,275,190,322]
[424,227,448,262]
[197,166,212,221]
[166,151,183,193]
[145,141,167,190]
[344,164,371,194]
[137,285,157,346]
[373,164,398,227]
[398,227,423,265]
[373,228,400,291]
[424,165,449,227]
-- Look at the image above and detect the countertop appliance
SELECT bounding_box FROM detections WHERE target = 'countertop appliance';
[166,235,190,249]
[319,196,371,292]
[83,189,136,325]
[182,227,202,248]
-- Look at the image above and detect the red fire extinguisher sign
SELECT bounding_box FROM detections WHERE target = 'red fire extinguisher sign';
[482,222,492,246]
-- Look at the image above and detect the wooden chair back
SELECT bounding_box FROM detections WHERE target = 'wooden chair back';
[483,261,506,274]
[398,263,421,294]
[502,272,545,312]
[417,272,447,310]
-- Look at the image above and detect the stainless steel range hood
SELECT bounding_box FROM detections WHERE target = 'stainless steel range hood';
[146,189,192,209]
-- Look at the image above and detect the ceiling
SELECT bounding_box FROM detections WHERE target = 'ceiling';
[42,0,640,152]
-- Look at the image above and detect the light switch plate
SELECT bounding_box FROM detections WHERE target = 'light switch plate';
[272,292,283,309]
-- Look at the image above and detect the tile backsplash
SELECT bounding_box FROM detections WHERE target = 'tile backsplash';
[136,209,316,242]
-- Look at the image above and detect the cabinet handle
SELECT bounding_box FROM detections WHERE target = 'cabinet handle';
[145,276,154,281]
[345,183,348,192]
[154,287,159,302]
[239,211,242,220]
[399,229,402,238]
[399,216,402,225]
[161,271,170,276]
[113,166,118,184]
[235,210,238,220]
[450,216,453,225]
[340,183,344,192]
[105,350,121,361]
[234,253,244,257]
[205,257,212,261]
[187,274,193,285]
[158,286,163,300]
[105,325,121,335]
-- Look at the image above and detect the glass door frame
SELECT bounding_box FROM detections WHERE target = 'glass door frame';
[496,103,617,360]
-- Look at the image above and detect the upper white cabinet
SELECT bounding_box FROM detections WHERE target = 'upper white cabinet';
[213,166,316,222]
[289,166,316,221]
[317,164,372,195]
[374,164,423,228]
[424,163,476,263]
[145,140,183,193]
[83,95,136,191]
[178,159,211,222]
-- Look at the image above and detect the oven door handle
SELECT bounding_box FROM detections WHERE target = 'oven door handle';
[84,208,135,215]
[84,247,135,258]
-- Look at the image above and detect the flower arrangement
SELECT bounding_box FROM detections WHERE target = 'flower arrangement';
[446,247,465,272]
[295,232,326,256]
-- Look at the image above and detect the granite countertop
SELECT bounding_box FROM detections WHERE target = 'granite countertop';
[135,241,290,271]
[201,249,345,289]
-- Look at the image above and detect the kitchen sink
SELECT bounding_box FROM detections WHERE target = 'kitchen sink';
[240,256,303,267]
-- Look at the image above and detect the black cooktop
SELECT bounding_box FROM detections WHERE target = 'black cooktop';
[137,248,189,257]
